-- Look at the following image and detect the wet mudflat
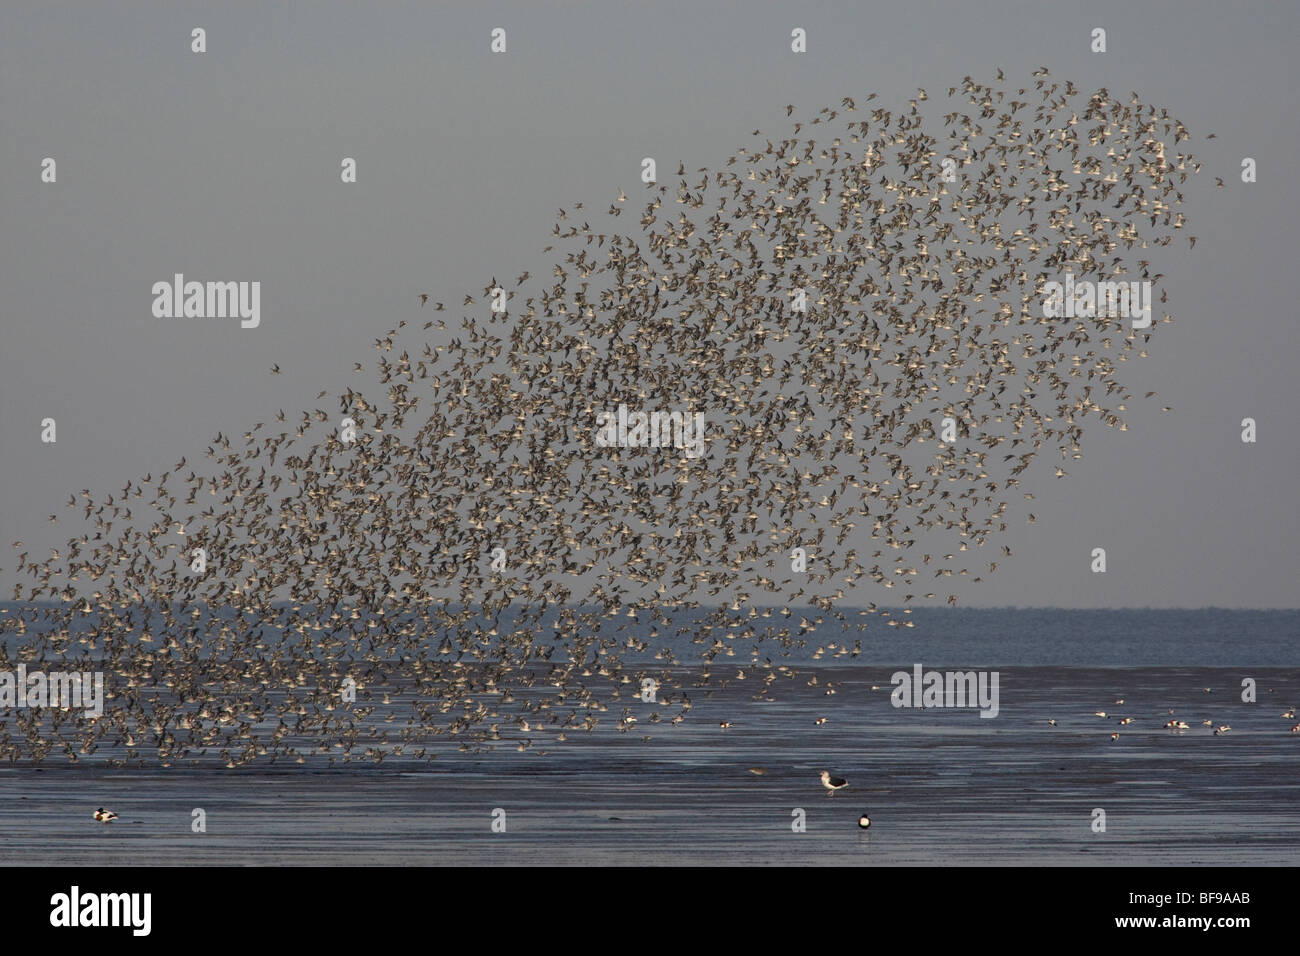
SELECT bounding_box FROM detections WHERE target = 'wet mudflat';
[2,666,1296,865]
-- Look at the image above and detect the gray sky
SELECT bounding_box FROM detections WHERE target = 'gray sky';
[1,0,1296,608]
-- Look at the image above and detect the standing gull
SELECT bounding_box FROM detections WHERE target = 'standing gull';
[820,770,848,796]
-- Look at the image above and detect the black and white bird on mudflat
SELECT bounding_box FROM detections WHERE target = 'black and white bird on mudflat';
[820,770,848,796]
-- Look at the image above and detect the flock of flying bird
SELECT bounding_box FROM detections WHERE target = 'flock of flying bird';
[3,68,1206,770]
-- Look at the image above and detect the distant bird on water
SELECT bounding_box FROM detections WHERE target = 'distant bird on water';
[93,808,118,823]
[858,812,871,829]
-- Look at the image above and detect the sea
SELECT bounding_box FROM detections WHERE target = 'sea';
[0,606,1296,865]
